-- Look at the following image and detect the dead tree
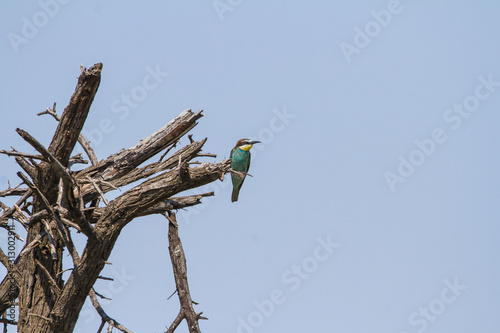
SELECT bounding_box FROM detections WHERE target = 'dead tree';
[0,63,231,333]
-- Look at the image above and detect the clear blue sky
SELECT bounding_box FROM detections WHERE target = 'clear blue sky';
[1,1,499,332]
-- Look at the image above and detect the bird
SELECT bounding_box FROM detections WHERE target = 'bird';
[230,139,260,202]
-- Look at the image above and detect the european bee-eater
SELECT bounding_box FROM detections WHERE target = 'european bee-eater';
[230,139,260,202]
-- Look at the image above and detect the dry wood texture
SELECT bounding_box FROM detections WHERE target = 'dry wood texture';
[0,63,230,333]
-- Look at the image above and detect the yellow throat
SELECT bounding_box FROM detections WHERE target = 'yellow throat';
[239,144,253,151]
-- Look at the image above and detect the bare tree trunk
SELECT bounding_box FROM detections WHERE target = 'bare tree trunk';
[17,63,103,333]
[0,63,230,332]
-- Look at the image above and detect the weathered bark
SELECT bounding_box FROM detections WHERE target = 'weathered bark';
[41,159,228,333]
[48,63,103,166]
[165,212,206,333]
[0,63,231,332]
[15,63,102,333]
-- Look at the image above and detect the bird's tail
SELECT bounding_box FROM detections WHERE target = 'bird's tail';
[231,188,239,202]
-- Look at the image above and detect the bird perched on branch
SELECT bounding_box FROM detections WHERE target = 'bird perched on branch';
[230,139,260,202]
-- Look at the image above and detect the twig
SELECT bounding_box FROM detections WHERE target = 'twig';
[69,153,88,167]
[85,176,110,206]
[167,289,178,300]
[93,289,111,301]
[159,140,179,162]
[228,168,253,178]
[78,137,99,166]
[89,288,133,333]
[196,153,216,158]
[56,268,73,277]
[97,276,113,281]
[60,216,82,232]
[0,183,27,197]
[0,150,44,160]
[27,313,52,322]
[0,187,32,224]
[37,102,58,119]
[0,220,24,242]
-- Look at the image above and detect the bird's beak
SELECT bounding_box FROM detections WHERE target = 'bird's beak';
[250,140,261,144]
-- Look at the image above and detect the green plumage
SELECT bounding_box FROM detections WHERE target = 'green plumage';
[230,139,260,202]
[230,147,251,202]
